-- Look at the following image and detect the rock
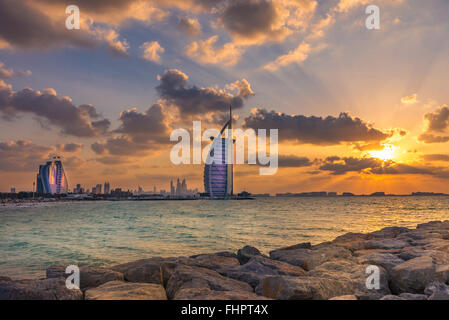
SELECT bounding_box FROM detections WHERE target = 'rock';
[331,233,373,251]
[398,247,429,261]
[398,293,428,300]
[0,277,82,300]
[329,295,358,300]
[397,230,443,241]
[380,295,405,300]
[417,221,449,230]
[165,265,253,300]
[390,255,436,293]
[269,245,351,271]
[183,253,240,270]
[357,253,404,274]
[363,238,410,250]
[46,265,124,290]
[217,255,305,288]
[273,242,312,251]
[370,227,411,238]
[305,259,390,300]
[255,275,354,300]
[174,288,271,300]
[424,281,449,300]
[111,257,178,286]
[85,281,167,300]
[237,246,263,265]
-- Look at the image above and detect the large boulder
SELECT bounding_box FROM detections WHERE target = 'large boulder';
[0,277,82,300]
[331,233,374,251]
[357,253,404,274]
[305,259,390,299]
[85,281,167,300]
[424,281,449,300]
[182,253,240,270]
[269,245,351,271]
[417,221,449,230]
[237,246,264,265]
[111,257,178,286]
[46,265,124,290]
[255,275,353,300]
[217,255,305,288]
[165,265,253,300]
[370,227,411,238]
[363,238,410,250]
[390,255,437,293]
[174,288,271,300]
[398,293,428,300]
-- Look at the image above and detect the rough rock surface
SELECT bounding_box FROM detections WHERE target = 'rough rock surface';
[85,281,167,300]
[269,245,351,271]
[218,255,305,288]
[0,277,82,300]
[166,265,253,300]
[46,265,124,290]
[237,246,264,265]
[174,288,271,300]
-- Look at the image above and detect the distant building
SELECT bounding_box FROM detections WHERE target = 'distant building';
[10,188,16,193]
[96,184,102,194]
[104,182,110,195]
[36,157,68,194]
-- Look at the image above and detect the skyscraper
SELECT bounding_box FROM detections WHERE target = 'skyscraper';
[204,107,234,199]
[104,182,110,195]
[36,157,68,195]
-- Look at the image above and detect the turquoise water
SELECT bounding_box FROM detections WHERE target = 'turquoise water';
[1,197,449,279]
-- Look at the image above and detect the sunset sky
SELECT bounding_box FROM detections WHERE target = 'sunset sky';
[1,0,449,194]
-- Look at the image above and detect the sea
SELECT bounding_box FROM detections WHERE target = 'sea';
[1,196,449,279]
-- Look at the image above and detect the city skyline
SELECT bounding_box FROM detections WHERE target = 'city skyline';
[1,0,449,194]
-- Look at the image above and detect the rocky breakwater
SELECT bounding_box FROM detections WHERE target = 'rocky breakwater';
[2,220,449,300]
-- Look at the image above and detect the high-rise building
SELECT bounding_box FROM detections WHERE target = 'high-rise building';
[104,182,110,195]
[96,184,102,194]
[10,188,16,193]
[204,107,234,199]
[36,157,68,195]
[170,180,175,196]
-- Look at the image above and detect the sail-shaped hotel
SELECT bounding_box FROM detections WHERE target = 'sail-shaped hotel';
[203,108,234,199]
[36,157,69,195]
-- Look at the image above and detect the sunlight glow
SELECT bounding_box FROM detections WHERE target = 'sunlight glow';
[369,144,398,161]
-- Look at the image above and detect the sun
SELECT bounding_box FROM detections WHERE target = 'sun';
[369,144,398,161]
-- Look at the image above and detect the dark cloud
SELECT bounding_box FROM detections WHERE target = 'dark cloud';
[91,104,170,157]
[156,69,251,116]
[0,140,52,172]
[178,16,202,37]
[219,0,290,44]
[0,0,98,50]
[419,106,449,143]
[318,156,449,178]
[0,80,110,137]
[243,109,391,145]
[278,155,313,168]
[56,142,83,153]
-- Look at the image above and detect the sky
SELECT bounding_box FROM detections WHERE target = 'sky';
[1,0,449,194]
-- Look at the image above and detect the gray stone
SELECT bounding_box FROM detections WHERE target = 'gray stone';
[424,281,449,300]
[183,253,240,270]
[0,277,82,300]
[380,295,406,300]
[85,281,167,300]
[174,288,271,300]
[363,238,410,250]
[269,245,351,271]
[390,255,436,293]
[305,259,390,300]
[218,255,305,288]
[370,227,411,238]
[166,265,253,300]
[237,246,263,264]
[357,253,404,274]
[255,275,354,300]
[46,265,124,290]
[398,293,428,300]
[331,233,374,251]
[417,221,449,230]
[111,257,177,286]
